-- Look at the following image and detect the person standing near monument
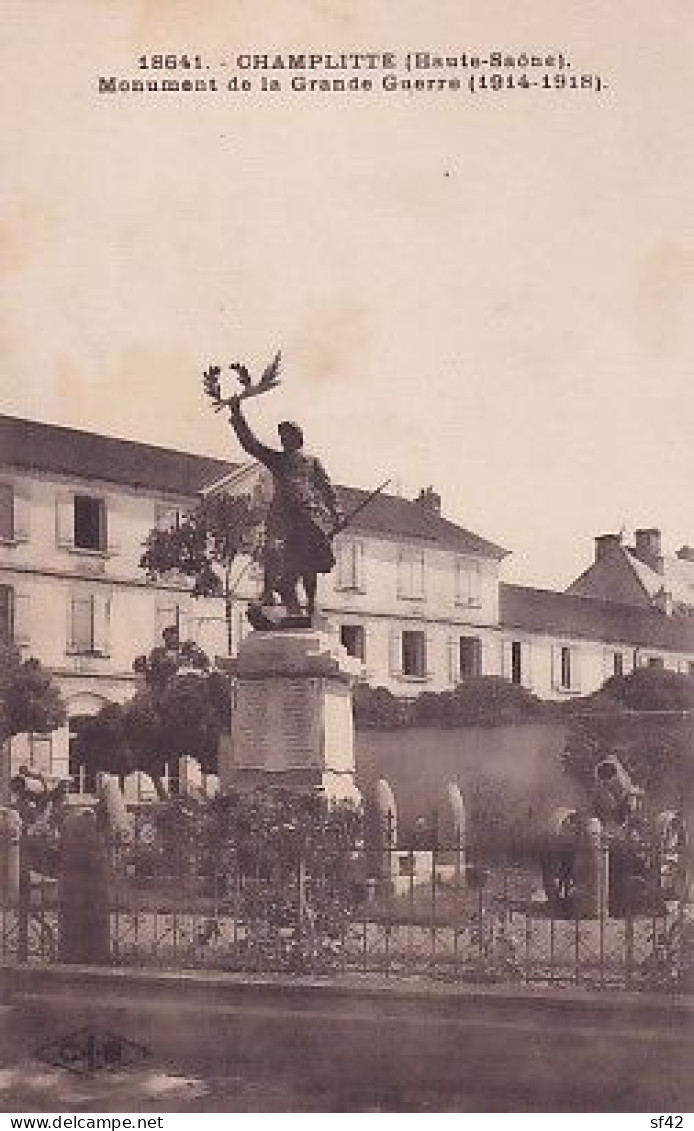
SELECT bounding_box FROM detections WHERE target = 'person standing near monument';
[227,392,343,620]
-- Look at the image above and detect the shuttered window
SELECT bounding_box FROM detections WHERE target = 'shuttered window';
[397,549,425,600]
[335,540,365,591]
[402,630,427,677]
[67,592,111,655]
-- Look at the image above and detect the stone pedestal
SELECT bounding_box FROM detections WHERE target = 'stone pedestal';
[220,629,361,803]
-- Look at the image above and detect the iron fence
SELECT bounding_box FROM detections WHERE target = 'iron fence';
[1,804,689,994]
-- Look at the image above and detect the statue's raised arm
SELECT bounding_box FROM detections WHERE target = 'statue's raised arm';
[205,352,340,626]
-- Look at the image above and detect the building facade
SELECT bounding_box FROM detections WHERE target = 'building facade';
[2,413,693,795]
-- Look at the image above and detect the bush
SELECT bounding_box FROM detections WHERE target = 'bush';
[353,676,548,729]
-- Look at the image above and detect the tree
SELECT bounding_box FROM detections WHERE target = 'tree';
[140,492,265,654]
[562,669,694,806]
[0,640,66,800]
[73,635,231,799]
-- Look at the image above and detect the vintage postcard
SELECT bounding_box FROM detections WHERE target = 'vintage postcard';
[0,0,692,1117]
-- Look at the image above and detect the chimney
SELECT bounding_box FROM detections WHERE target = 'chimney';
[633,528,663,572]
[595,532,622,562]
[676,545,694,563]
[415,486,441,516]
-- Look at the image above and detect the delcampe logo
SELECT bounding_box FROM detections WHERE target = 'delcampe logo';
[36,1027,150,1076]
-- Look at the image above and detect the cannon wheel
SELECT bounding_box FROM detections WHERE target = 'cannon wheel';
[656,811,689,903]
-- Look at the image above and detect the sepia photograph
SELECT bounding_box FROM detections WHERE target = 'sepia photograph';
[0,0,692,1116]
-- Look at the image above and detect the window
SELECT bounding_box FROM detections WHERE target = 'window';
[397,549,425,600]
[0,585,13,641]
[73,495,107,552]
[68,593,110,655]
[689,661,694,676]
[335,539,365,591]
[0,483,14,541]
[455,559,482,607]
[459,636,482,679]
[68,717,98,795]
[340,623,365,661]
[155,503,184,531]
[561,646,572,690]
[402,630,427,678]
[155,601,186,646]
[647,656,665,669]
[510,640,522,685]
[613,651,624,677]
[29,734,53,774]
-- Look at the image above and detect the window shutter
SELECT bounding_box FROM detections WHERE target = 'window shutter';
[335,540,347,588]
[389,628,401,676]
[502,640,513,680]
[105,502,120,554]
[93,594,111,655]
[522,642,533,689]
[13,590,31,645]
[13,486,30,542]
[551,645,562,690]
[179,606,194,643]
[66,596,76,651]
[55,494,74,548]
[572,650,581,693]
[471,562,482,606]
[396,549,405,598]
[355,541,365,591]
[425,630,435,678]
[155,601,178,644]
[448,636,459,685]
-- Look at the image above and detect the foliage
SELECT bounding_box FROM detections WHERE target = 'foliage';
[562,669,694,805]
[72,636,231,794]
[580,667,694,713]
[563,712,693,805]
[352,682,408,728]
[353,676,548,729]
[413,677,547,727]
[140,492,264,599]
[123,787,365,964]
[0,640,65,744]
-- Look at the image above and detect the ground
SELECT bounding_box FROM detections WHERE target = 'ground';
[0,972,690,1113]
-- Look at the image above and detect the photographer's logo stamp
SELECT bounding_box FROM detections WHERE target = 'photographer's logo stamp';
[36,1027,150,1076]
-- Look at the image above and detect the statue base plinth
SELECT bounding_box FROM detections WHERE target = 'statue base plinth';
[220,629,361,805]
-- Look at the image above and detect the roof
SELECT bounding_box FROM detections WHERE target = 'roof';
[624,549,662,598]
[625,547,694,609]
[500,582,694,652]
[335,485,508,558]
[0,414,507,558]
[0,414,235,497]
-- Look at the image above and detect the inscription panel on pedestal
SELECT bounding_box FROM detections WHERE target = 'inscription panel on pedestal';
[233,677,322,771]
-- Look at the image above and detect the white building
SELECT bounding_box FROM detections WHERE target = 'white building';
[2,413,693,794]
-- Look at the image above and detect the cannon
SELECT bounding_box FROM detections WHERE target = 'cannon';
[541,756,688,917]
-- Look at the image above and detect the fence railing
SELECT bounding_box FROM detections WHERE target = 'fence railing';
[1,804,689,994]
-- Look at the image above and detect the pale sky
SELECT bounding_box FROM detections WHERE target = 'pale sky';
[1,1,692,588]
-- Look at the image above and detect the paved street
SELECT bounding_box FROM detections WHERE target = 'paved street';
[0,975,691,1112]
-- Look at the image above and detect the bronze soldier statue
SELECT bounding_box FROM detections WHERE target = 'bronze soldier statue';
[227,392,343,622]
